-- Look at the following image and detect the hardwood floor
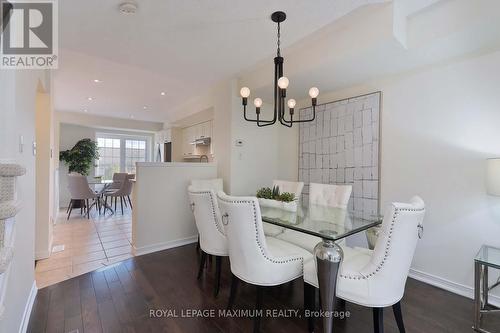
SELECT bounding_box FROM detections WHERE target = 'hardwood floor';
[27,244,500,333]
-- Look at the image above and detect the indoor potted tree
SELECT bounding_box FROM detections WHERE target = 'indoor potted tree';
[59,138,99,176]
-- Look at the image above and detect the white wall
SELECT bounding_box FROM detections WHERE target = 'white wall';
[296,50,500,302]
[168,79,298,196]
[132,163,217,254]
[35,91,55,260]
[0,69,50,332]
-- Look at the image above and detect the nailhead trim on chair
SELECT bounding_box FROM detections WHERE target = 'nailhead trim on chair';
[189,190,225,235]
[217,196,303,268]
[339,206,425,280]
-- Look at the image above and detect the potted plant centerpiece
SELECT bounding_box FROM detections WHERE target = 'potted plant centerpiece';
[256,186,298,212]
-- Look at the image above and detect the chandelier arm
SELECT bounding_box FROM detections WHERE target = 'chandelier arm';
[281,105,316,124]
[243,105,275,123]
[257,114,277,127]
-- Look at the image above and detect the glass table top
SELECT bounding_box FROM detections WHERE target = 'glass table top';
[260,201,382,241]
[476,245,500,269]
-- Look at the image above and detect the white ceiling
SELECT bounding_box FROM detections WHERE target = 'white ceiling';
[55,0,384,122]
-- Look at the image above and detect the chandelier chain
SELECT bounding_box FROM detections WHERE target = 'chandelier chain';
[277,22,281,57]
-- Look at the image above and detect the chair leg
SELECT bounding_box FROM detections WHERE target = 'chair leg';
[304,283,316,333]
[86,199,90,219]
[392,302,406,333]
[104,196,108,214]
[66,199,72,213]
[214,256,222,297]
[80,200,84,215]
[114,197,117,211]
[67,200,74,220]
[373,307,384,333]
[227,274,239,310]
[196,235,200,253]
[123,196,128,208]
[197,251,206,280]
[127,195,133,209]
[120,196,124,214]
[254,286,264,333]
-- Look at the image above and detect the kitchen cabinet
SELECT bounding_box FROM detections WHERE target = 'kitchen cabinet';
[181,121,213,157]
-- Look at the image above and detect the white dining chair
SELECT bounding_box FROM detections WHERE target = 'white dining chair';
[275,183,352,253]
[272,179,304,199]
[217,192,313,332]
[303,196,425,333]
[190,178,224,251]
[188,185,228,296]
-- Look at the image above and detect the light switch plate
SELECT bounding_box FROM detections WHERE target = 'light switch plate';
[235,139,243,147]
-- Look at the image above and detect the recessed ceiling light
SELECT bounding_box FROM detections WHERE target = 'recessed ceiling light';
[143,106,148,110]
[87,97,93,101]
[130,115,135,119]
[83,109,88,113]
[160,92,166,96]
[93,79,101,83]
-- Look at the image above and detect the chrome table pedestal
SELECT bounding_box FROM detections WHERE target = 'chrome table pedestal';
[473,245,500,333]
[314,238,343,333]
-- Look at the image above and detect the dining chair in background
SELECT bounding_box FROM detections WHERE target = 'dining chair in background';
[263,180,305,237]
[217,192,313,333]
[188,185,228,296]
[272,179,304,199]
[274,183,353,253]
[104,177,134,214]
[303,196,425,333]
[67,173,99,219]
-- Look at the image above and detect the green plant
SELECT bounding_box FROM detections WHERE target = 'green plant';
[256,187,273,199]
[256,186,295,202]
[59,138,99,175]
[278,192,295,202]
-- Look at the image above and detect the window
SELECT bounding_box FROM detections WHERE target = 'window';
[125,139,147,174]
[96,138,121,180]
[95,134,150,179]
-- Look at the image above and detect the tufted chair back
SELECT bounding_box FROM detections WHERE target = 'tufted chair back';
[338,196,425,306]
[272,180,304,200]
[188,186,227,256]
[309,183,352,208]
[217,192,307,285]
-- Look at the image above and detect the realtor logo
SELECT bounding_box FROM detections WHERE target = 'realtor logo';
[1,0,58,69]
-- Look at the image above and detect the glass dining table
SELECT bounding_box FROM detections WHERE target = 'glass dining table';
[87,178,117,214]
[261,202,382,333]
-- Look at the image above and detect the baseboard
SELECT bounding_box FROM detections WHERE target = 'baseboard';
[132,235,198,257]
[18,281,37,333]
[409,268,500,307]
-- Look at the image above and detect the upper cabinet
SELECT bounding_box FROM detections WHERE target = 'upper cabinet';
[181,120,213,157]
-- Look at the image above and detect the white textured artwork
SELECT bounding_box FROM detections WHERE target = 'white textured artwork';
[298,92,381,219]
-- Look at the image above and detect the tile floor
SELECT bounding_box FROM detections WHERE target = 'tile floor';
[35,206,133,288]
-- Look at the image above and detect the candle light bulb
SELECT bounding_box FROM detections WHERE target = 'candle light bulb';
[308,87,319,98]
[277,77,289,89]
[287,99,296,109]
[254,98,263,108]
[240,87,251,98]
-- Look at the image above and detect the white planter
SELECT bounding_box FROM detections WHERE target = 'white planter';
[258,198,297,212]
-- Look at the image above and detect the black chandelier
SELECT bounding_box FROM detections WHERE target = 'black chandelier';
[240,11,319,128]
